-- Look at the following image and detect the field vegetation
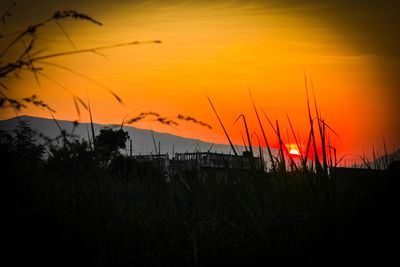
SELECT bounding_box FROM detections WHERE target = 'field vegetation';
[2,6,399,266]
[4,103,398,266]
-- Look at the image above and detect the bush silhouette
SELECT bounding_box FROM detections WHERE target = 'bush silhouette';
[94,127,129,164]
[0,120,44,176]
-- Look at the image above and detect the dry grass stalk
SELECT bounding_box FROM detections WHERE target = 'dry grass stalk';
[234,114,253,156]
[249,91,276,172]
[177,114,212,129]
[0,9,161,116]
[207,96,238,156]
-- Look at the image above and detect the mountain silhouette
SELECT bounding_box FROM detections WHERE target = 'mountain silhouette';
[0,116,272,158]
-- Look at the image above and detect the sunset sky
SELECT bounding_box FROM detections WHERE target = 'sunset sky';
[1,0,399,163]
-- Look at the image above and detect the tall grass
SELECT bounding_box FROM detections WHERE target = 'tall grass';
[4,7,396,264]
[6,78,399,265]
[9,145,396,265]
[9,141,395,265]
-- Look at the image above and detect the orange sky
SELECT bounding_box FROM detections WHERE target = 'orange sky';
[1,0,399,164]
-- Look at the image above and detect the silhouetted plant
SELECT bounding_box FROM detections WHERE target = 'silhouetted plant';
[94,127,129,164]
[0,129,15,171]
[15,120,44,161]
[0,120,44,175]
[0,6,161,115]
[47,139,95,175]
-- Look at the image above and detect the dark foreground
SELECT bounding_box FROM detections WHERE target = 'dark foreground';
[4,125,399,266]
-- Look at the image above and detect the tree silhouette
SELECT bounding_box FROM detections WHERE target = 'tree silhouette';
[94,127,129,163]
[0,120,44,176]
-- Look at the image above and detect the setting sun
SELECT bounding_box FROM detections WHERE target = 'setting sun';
[1,0,399,164]
[289,148,300,156]
[2,1,399,265]
[287,144,301,156]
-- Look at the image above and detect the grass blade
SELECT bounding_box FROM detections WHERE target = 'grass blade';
[207,96,238,156]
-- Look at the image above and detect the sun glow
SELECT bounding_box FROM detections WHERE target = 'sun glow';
[287,144,301,156]
[289,149,300,156]
[0,1,398,159]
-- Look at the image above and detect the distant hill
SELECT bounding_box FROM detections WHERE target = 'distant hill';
[0,116,272,158]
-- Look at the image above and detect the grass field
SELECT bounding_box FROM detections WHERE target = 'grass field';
[1,5,399,266]
[5,119,399,266]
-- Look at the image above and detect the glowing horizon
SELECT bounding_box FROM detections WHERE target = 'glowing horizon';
[1,0,399,163]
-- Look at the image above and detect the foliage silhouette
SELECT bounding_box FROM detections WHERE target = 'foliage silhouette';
[0,120,44,176]
[0,7,160,114]
[3,112,397,266]
[94,127,129,163]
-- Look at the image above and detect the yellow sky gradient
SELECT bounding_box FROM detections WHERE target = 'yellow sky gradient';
[1,1,398,162]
